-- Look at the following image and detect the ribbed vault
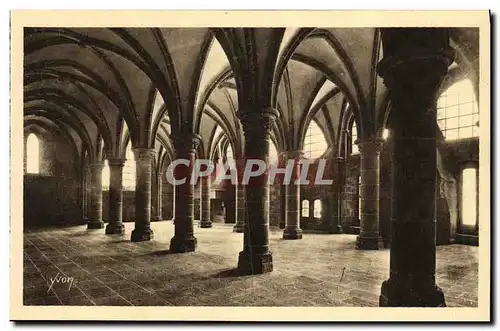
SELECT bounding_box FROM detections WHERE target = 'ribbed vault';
[23,27,479,167]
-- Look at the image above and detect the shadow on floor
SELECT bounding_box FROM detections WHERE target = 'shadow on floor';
[148,250,177,256]
[68,231,97,237]
[211,268,247,278]
[109,239,129,244]
[148,249,201,256]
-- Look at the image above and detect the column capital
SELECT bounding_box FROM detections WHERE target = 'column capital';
[133,148,156,163]
[107,157,126,168]
[89,162,104,171]
[239,107,280,137]
[172,132,202,152]
[356,138,384,156]
[377,29,455,94]
[282,150,303,160]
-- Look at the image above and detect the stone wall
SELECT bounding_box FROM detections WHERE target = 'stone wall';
[23,131,81,228]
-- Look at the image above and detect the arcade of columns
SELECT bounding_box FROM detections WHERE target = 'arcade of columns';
[83,28,453,307]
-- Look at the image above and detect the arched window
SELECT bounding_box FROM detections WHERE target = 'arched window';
[461,167,478,227]
[102,160,110,190]
[301,200,309,218]
[269,140,278,165]
[351,122,359,154]
[313,199,321,218]
[437,79,479,140]
[123,143,136,190]
[226,143,235,169]
[26,133,40,174]
[303,120,328,160]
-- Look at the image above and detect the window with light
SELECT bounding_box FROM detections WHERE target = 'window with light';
[437,79,479,140]
[123,143,136,190]
[269,140,278,165]
[382,128,389,140]
[226,143,235,169]
[303,120,328,159]
[461,167,477,227]
[26,133,40,174]
[351,122,359,154]
[102,160,110,190]
[313,199,321,218]
[301,200,309,218]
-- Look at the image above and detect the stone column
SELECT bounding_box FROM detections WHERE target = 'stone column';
[131,148,155,242]
[164,181,174,220]
[283,151,303,239]
[87,162,105,229]
[237,108,278,274]
[151,173,163,222]
[378,28,454,307]
[233,183,245,232]
[355,139,384,249]
[82,164,89,224]
[105,158,125,235]
[200,175,212,228]
[170,133,201,253]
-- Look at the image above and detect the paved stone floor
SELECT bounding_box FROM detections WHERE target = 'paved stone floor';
[23,222,478,307]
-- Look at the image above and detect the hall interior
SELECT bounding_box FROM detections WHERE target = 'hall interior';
[23,27,480,307]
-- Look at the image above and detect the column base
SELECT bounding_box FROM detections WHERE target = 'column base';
[283,226,303,240]
[355,235,384,250]
[170,235,197,253]
[233,223,244,233]
[380,277,446,307]
[151,216,163,222]
[237,250,273,274]
[199,220,213,228]
[87,221,104,229]
[105,222,125,235]
[131,228,154,242]
[328,225,344,234]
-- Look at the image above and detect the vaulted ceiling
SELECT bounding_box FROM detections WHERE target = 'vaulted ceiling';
[23,27,479,170]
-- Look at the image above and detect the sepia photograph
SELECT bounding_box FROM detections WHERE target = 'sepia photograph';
[10,10,491,322]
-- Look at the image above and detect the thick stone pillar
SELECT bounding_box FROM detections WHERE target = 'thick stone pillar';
[151,173,163,222]
[283,151,303,240]
[355,139,384,249]
[378,28,454,307]
[237,108,278,274]
[170,133,201,253]
[131,148,155,242]
[200,176,212,228]
[105,158,125,235]
[87,162,105,229]
[233,183,245,232]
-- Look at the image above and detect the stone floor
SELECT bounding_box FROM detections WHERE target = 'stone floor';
[23,222,478,307]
